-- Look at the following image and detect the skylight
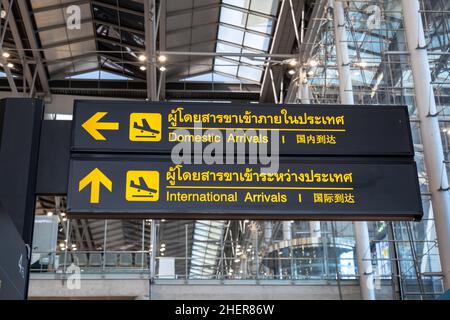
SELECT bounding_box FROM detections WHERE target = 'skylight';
[182,72,247,83]
[66,70,132,80]
[211,0,279,83]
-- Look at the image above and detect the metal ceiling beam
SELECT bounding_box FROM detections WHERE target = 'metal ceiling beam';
[45,52,98,66]
[31,0,89,14]
[2,0,32,90]
[36,17,92,33]
[260,0,304,103]
[0,59,18,94]
[17,0,50,97]
[299,0,325,63]
[0,0,17,94]
[166,3,220,17]
[42,35,96,50]
[159,51,297,58]
[158,0,166,100]
[144,0,157,100]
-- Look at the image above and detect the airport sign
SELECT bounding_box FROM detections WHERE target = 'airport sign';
[67,156,423,220]
[72,101,414,156]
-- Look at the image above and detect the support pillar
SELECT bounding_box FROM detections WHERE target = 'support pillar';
[331,0,375,300]
[264,221,273,244]
[144,0,157,101]
[401,0,450,290]
[298,71,321,239]
[282,221,292,241]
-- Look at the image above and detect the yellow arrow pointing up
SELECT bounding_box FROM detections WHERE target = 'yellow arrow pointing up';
[78,168,113,203]
[82,112,119,140]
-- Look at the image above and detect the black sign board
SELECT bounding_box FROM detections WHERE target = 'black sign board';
[72,101,413,156]
[0,203,29,300]
[67,156,422,220]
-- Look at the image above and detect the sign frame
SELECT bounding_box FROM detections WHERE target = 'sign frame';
[71,100,415,157]
[67,155,423,221]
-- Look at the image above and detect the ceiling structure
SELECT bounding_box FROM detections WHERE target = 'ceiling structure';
[0,0,307,101]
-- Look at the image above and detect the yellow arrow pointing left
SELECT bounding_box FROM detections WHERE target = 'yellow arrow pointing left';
[78,168,113,203]
[82,112,119,140]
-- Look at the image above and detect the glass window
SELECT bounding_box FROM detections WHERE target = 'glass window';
[214,58,238,75]
[249,0,279,16]
[220,7,247,29]
[67,70,131,80]
[243,32,270,50]
[247,14,273,34]
[218,25,244,45]
[238,65,263,81]
[223,0,250,9]
[240,48,265,66]
[216,41,242,61]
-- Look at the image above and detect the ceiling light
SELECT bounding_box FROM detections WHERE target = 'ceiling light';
[288,69,296,75]
[2,52,10,58]
[62,217,67,222]
[160,247,166,252]
[72,248,77,251]
[160,252,165,256]
[140,66,146,71]
[59,243,65,247]
[7,63,13,68]
[357,60,367,68]
[309,59,318,67]
[71,244,76,248]
[159,66,166,72]
[138,54,146,61]
[0,10,6,19]
[161,219,166,222]
[307,70,314,76]
[234,259,240,263]
[161,243,166,247]
[158,55,167,62]
[244,220,249,223]
[60,212,66,217]
[289,59,297,66]
[47,211,53,217]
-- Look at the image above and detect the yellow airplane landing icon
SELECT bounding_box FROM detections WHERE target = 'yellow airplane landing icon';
[126,171,159,202]
[129,113,162,142]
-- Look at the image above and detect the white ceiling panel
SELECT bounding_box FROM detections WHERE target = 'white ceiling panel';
[39,22,94,46]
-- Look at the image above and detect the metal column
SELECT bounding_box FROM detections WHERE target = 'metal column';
[282,221,292,241]
[331,0,375,300]
[298,71,321,239]
[144,0,157,101]
[401,0,450,290]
